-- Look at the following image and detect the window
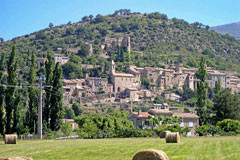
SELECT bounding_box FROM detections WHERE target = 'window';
[180,122,184,127]
[189,121,193,127]
[187,132,192,136]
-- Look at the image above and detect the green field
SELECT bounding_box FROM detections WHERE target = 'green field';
[0,137,240,160]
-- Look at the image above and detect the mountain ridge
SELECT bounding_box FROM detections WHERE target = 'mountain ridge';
[211,22,240,39]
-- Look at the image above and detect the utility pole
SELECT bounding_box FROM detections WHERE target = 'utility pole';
[38,79,43,140]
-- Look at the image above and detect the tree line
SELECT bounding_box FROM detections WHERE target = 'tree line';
[196,56,240,126]
[0,46,63,136]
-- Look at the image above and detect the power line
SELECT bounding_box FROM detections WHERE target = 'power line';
[0,83,51,88]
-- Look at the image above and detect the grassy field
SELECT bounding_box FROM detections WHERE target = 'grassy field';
[0,136,240,160]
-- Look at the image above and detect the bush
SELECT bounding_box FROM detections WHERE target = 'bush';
[61,122,72,136]
[47,131,63,139]
[217,119,240,134]
[195,125,210,136]
[154,124,190,136]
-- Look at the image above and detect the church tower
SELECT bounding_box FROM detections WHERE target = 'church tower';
[110,60,115,74]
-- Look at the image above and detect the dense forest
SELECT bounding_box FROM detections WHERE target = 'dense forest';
[1,10,240,80]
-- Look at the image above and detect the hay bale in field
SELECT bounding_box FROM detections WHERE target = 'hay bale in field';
[165,132,180,143]
[132,149,169,160]
[4,134,17,144]
[159,131,171,138]
[0,157,33,160]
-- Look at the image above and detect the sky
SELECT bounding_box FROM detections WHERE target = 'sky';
[1,0,240,41]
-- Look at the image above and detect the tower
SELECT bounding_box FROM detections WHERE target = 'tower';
[110,60,115,74]
[176,62,184,73]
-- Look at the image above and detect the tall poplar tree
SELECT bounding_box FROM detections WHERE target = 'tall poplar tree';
[50,63,64,131]
[12,92,22,133]
[44,54,54,128]
[196,56,208,126]
[26,53,38,133]
[0,53,6,135]
[5,46,18,133]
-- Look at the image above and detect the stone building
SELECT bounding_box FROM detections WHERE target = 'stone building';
[62,79,85,97]
[128,103,199,136]
[53,54,69,65]
[104,36,131,53]
[207,70,227,88]
[110,60,141,93]
[173,113,199,136]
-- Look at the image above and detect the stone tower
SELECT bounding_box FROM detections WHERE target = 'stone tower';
[127,37,131,53]
[176,62,184,73]
[110,60,115,74]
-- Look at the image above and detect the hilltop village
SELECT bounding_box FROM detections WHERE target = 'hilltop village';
[40,36,240,105]
[35,36,240,135]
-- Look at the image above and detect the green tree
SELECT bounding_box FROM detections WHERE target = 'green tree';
[44,54,54,128]
[5,46,19,134]
[141,78,150,89]
[50,63,64,131]
[78,44,90,57]
[72,103,83,116]
[196,57,208,126]
[26,53,39,133]
[214,78,221,95]
[64,106,75,119]
[49,22,54,28]
[12,91,22,133]
[0,53,6,135]
[213,89,240,122]
[61,122,72,136]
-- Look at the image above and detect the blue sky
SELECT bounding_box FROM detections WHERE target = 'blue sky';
[1,0,240,41]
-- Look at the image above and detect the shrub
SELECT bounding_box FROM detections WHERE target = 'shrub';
[217,119,240,134]
[195,125,210,136]
[47,131,63,139]
[61,122,72,136]
[154,124,189,136]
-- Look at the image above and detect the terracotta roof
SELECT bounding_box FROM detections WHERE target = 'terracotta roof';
[163,69,174,72]
[208,70,225,76]
[173,113,199,119]
[129,66,140,74]
[183,68,196,71]
[132,112,150,118]
[148,109,173,115]
[113,73,134,77]
[63,79,85,84]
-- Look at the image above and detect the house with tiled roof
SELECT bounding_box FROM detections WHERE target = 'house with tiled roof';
[128,103,199,136]
[128,110,151,128]
[173,113,199,136]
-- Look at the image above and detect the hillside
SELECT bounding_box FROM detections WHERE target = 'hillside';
[211,22,240,39]
[1,11,240,78]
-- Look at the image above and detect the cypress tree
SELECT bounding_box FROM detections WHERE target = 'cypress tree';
[26,53,38,133]
[12,92,22,133]
[0,53,6,135]
[50,63,64,131]
[44,54,54,128]
[196,56,208,126]
[5,46,18,133]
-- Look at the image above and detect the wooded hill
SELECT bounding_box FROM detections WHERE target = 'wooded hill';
[1,10,240,78]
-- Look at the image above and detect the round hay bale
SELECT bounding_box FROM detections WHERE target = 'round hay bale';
[132,149,169,160]
[4,134,17,144]
[165,132,180,143]
[0,157,33,160]
[159,131,171,138]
